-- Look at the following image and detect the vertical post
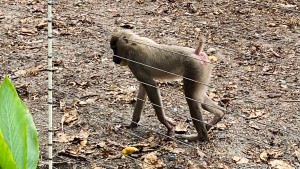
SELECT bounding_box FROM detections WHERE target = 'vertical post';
[47,0,53,168]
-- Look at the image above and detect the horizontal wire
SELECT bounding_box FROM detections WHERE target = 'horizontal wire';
[52,34,299,115]
[95,111,269,167]
[129,39,218,67]
[56,27,299,95]
[122,121,268,168]
[113,54,213,88]
[3,0,296,139]
[136,80,300,139]
[116,109,271,149]
[47,9,293,87]
[114,39,250,83]
[56,45,300,137]
[112,53,300,138]
[112,50,297,116]
[2,0,298,166]
[122,124,204,166]
[4,25,297,134]
[137,81,223,112]
[78,26,299,94]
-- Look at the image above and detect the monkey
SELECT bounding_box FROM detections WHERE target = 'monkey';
[110,30,225,141]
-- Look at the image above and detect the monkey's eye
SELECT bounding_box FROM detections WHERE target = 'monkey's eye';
[123,36,129,43]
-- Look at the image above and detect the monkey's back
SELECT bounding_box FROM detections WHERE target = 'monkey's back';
[123,30,211,81]
[129,42,208,81]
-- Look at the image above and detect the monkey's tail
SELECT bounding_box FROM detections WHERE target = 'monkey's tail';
[195,36,205,55]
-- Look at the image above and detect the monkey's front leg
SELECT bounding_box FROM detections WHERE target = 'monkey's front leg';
[126,83,147,129]
[142,80,174,136]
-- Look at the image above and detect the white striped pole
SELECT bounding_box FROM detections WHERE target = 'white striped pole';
[47,0,53,168]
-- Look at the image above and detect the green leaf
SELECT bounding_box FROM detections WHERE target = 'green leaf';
[0,76,27,169]
[22,101,39,169]
[0,129,18,169]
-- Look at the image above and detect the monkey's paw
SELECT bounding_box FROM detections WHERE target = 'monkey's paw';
[163,128,175,141]
[125,123,138,129]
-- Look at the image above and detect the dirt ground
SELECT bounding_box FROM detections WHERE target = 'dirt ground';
[0,0,299,168]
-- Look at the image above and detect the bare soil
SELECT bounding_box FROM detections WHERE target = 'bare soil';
[0,0,299,168]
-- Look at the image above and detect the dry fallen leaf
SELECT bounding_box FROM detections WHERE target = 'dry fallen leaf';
[54,132,74,143]
[19,27,36,35]
[78,130,89,140]
[249,110,265,119]
[260,150,268,161]
[188,160,207,169]
[79,97,98,105]
[196,149,206,159]
[123,86,137,93]
[15,65,44,77]
[232,156,249,164]
[36,19,47,29]
[249,121,261,130]
[162,17,172,23]
[208,55,218,62]
[216,123,227,130]
[141,152,164,169]
[171,148,185,154]
[216,163,229,169]
[174,121,187,134]
[269,160,293,169]
[213,7,223,15]
[61,130,90,156]
[62,108,79,124]
[260,149,284,162]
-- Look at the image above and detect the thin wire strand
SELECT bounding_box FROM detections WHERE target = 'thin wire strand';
[137,81,223,112]
[113,54,213,88]
[122,122,267,168]
[116,112,271,149]
[82,26,299,91]
[135,80,300,139]
[112,52,300,138]
[128,39,219,67]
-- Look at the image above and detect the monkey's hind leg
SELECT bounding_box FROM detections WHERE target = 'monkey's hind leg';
[181,79,209,141]
[126,84,147,129]
[202,95,225,131]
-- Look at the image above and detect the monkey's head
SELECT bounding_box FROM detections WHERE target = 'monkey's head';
[110,30,136,66]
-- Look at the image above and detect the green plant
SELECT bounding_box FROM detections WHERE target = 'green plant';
[0,76,39,169]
